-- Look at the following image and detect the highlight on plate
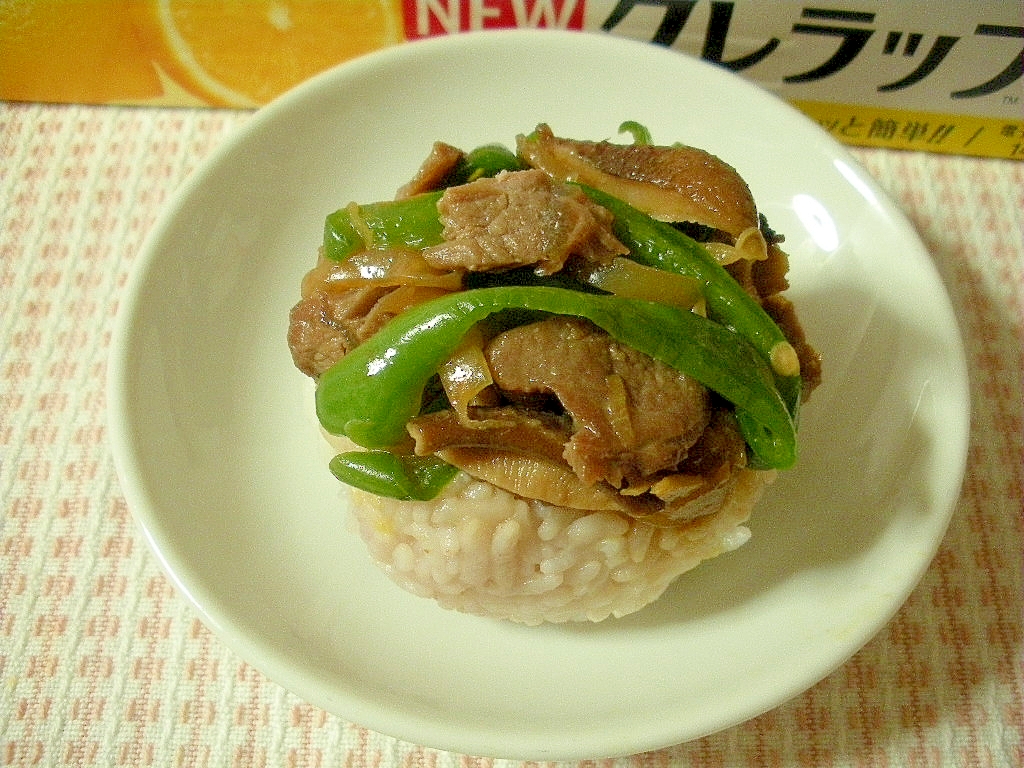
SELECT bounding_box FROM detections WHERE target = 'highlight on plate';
[288,123,822,625]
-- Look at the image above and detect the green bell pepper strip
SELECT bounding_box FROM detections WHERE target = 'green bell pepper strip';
[316,286,797,469]
[575,184,803,422]
[618,120,653,146]
[321,181,802,424]
[323,190,444,262]
[323,144,525,262]
[329,451,458,501]
[449,143,526,184]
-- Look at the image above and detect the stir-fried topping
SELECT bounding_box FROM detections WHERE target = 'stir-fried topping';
[423,168,627,275]
[518,124,768,261]
[289,124,821,520]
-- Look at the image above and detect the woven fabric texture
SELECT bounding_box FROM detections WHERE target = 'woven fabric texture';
[1,102,1021,767]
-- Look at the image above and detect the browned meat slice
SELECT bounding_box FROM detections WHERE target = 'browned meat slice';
[289,248,460,379]
[288,282,452,378]
[421,169,627,275]
[725,240,791,300]
[484,317,711,489]
[752,234,792,298]
[395,142,464,199]
[676,408,748,478]
[407,406,572,464]
[518,124,760,242]
[436,446,661,517]
[288,285,392,378]
[646,409,751,524]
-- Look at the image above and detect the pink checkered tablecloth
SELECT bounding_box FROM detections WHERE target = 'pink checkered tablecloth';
[1,100,1021,767]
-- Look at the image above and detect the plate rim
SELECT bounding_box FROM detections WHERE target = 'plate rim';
[107,28,970,760]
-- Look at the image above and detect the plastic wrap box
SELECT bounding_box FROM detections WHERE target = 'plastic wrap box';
[2,1,1021,158]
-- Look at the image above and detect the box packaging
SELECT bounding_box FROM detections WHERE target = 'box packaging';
[2,1,1021,159]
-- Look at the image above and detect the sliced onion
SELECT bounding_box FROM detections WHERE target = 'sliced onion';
[438,327,495,425]
[322,248,463,291]
[585,256,703,310]
[704,226,768,265]
[367,285,452,319]
[650,473,706,503]
[438,447,629,512]
[300,249,334,298]
[518,125,759,237]
[603,373,635,446]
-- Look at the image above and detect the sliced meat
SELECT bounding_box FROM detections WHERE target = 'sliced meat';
[289,249,459,380]
[435,446,660,516]
[724,240,791,300]
[407,406,572,464]
[719,241,820,398]
[288,285,392,377]
[751,241,791,298]
[422,169,627,275]
[613,409,749,524]
[410,407,666,517]
[484,316,711,489]
[395,142,464,199]
[289,282,453,378]
[518,124,760,242]
[676,407,748,478]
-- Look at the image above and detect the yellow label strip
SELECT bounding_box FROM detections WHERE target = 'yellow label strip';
[791,100,1024,161]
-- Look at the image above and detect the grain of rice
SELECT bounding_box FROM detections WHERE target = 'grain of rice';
[491,518,521,558]
[392,542,415,572]
[627,525,653,563]
[573,560,602,586]
[597,536,625,563]
[658,527,682,551]
[540,550,576,575]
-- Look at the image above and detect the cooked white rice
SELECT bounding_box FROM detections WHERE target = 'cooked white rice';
[345,466,774,625]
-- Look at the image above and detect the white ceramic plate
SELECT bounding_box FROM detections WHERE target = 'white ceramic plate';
[108,30,969,760]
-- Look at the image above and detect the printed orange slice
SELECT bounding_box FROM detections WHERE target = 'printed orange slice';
[140,0,406,107]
